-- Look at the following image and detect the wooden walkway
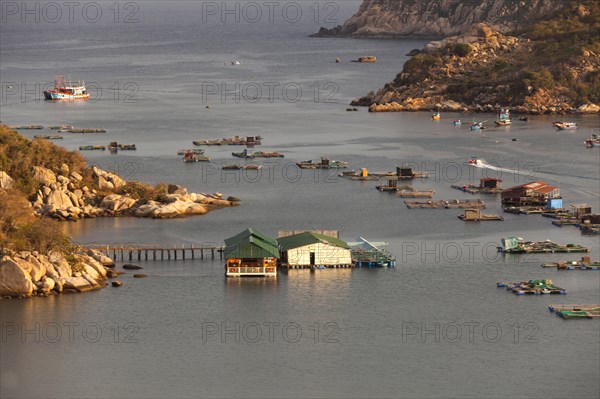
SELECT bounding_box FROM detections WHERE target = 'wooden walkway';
[79,244,225,261]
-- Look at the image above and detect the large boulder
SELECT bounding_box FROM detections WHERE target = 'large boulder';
[0,258,35,296]
[45,189,74,208]
[0,171,13,189]
[99,194,136,212]
[92,167,125,190]
[32,166,57,186]
[63,276,94,292]
[48,251,72,278]
[577,103,600,114]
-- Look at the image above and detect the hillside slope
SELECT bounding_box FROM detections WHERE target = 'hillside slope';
[349,2,600,114]
[312,0,563,38]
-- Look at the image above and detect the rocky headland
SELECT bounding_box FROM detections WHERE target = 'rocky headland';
[0,125,239,298]
[317,1,600,114]
[312,0,563,39]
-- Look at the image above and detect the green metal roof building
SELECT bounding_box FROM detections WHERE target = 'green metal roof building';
[224,228,280,260]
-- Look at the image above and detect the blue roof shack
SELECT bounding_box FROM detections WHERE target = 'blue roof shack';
[224,228,279,277]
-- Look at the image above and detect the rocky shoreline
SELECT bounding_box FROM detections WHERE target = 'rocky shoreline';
[25,165,239,221]
[0,248,115,298]
[350,23,600,115]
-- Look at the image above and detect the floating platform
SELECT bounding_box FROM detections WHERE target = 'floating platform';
[79,145,106,151]
[34,135,63,140]
[499,239,589,254]
[548,304,600,319]
[64,128,106,133]
[497,279,567,295]
[405,199,486,209]
[458,209,503,221]
[11,125,43,129]
[542,257,600,270]
[451,185,502,195]
[339,169,379,181]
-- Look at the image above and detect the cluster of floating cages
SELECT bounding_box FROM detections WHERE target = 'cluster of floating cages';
[542,257,600,270]
[499,240,589,254]
[548,304,600,319]
[193,136,262,146]
[497,279,567,295]
[404,199,486,209]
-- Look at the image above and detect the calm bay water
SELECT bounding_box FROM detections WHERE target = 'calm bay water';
[1,2,599,398]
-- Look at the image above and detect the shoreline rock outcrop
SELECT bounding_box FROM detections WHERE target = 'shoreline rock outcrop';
[0,248,113,298]
[30,166,239,221]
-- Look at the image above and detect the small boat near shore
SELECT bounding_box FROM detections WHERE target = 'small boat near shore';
[431,112,440,121]
[34,135,63,140]
[584,134,600,148]
[494,108,512,126]
[79,145,106,151]
[469,121,486,130]
[554,121,578,130]
[297,157,348,169]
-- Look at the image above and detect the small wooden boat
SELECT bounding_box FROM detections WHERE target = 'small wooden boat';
[453,120,462,125]
[494,108,512,126]
[432,112,441,121]
[79,145,106,151]
[297,157,347,169]
[553,121,578,130]
[584,134,600,148]
[469,121,486,130]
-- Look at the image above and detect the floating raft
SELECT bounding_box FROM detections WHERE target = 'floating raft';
[500,240,589,254]
[541,259,600,270]
[404,199,486,209]
[34,135,63,140]
[451,185,502,195]
[48,125,73,130]
[339,170,379,181]
[64,128,106,133]
[548,304,600,319]
[79,145,106,151]
[497,279,567,295]
[458,209,503,221]
[11,125,43,129]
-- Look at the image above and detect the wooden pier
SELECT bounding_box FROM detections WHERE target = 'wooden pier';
[79,244,224,261]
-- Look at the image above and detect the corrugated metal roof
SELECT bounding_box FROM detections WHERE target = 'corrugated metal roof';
[224,228,277,247]
[278,232,350,251]
[224,229,279,259]
[502,181,558,194]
